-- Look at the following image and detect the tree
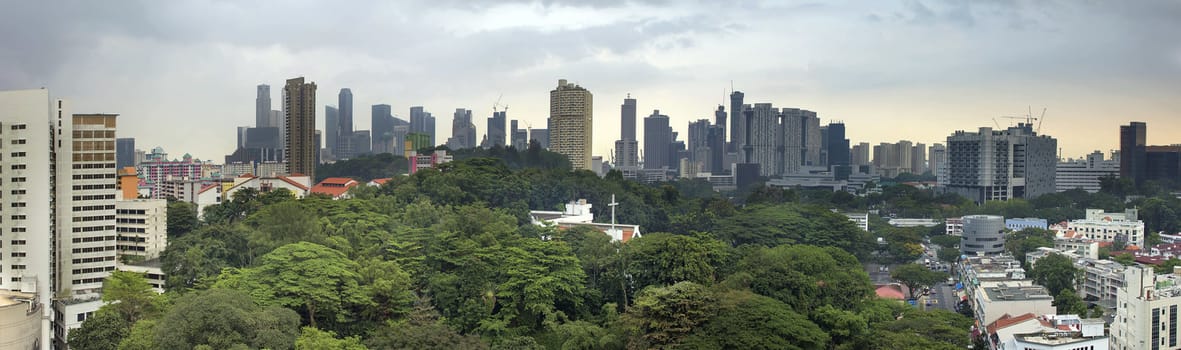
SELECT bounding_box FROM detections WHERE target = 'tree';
[732,245,874,313]
[102,271,163,323]
[214,242,368,330]
[1029,253,1078,296]
[621,282,718,349]
[937,247,960,263]
[681,290,829,350]
[153,288,300,349]
[295,327,368,350]
[117,319,157,350]
[626,232,729,288]
[167,200,199,237]
[890,264,947,299]
[712,204,873,257]
[1054,289,1087,316]
[365,298,488,350]
[68,309,130,350]
[1004,228,1055,265]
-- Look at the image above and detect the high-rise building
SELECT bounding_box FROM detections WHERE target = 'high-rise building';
[945,124,1057,203]
[410,106,436,147]
[747,103,779,176]
[929,143,948,185]
[643,110,672,170]
[825,123,850,167]
[335,89,354,159]
[256,84,271,127]
[910,143,927,174]
[270,110,285,150]
[728,91,744,152]
[371,104,395,154]
[687,119,711,174]
[548,79,594,170]
[1113,265,1181,350]
[484,111,506,148]
[447,109,477,149]
[510,120,528,150]
[284,77,318,179]
[871,141,916,178]
[530,128,549,150]
[1119,122,1147,185]
[114,199,168,261]
[712,105,728,173]
[325,105,338,158]
[236,126,249,150]
[116,137,136,168]
[614,96,640,168]
[351,130,372,156]
[852,142,871,167]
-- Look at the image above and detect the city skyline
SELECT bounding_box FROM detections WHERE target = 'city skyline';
[2,1,1180,161]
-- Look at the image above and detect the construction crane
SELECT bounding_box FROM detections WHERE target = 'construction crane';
[492,94,508,114]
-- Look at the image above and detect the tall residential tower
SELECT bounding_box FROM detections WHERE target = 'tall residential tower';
[548,79,594,170]
[284,77,318,179]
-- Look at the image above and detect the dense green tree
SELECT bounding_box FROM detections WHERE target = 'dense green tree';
[153,288,300,349]
[621,282,718,349]
[102,271,164,323]
[167,200,199,237]
[117,319,157,350]
[1054,289,1087,316]
[1005,228,1056,264]
[733,245,873,313]
[681,290,829,350]
[712,204,872,257]
[68,309,130,350]
[315,152,409,182]
[890,264,947,299]
[868,309,972,349]
[929,234,960,248]
[1030,253,1079,296]
[295,327,368,350]
[214,242,369,330]
[937,246,960,263]
[365,299,488,350]
[625,232,729,288]
[810,305,869,350]
[160,224,255,291]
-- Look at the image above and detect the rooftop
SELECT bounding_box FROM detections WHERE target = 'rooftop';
[0,289,36,308]
[981,284,1053,301]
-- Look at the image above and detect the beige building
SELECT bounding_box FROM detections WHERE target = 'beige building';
[0,290,40,350]
[115,199,168,260]
[548,79,593,170]
[284,77,318,179]
[974,283,1055,327]
[1113,265,1181,350]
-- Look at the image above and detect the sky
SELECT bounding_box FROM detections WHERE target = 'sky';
[2,0,1180,162]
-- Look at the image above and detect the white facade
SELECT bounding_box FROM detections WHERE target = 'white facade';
[223,174,310,201]
[946,217,964,235]
[116,262,166,294]
[115,199,168,260]
[1113,266,1181,350]
[1053,209,1146,247]
[0,290,41,350]
[1056,150,1119,193]
[975,284,1056,327]
[843,212,869,232]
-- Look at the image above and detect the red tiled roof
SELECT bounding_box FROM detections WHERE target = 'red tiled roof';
[310,178,358,198]
[986,313,1038,335]
[370,178,390,185]
[874,284,905,300]
[277,176,310,191]
[239,173,257,179]
[198,184,219,194]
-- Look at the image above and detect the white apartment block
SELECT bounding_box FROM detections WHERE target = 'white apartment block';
[1026,248,1124,302]
[946,217,964,235]
[974,283,1055,327]
[1056,150,1119,193]
[842,212,869,232]
[1053,208,1146,247]
[115,199,168,260]
[116,261,166,294]
[1113,265,1181,350]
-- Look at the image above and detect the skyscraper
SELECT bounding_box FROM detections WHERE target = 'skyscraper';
[284,77,317,179]
[548,79,594,170]
[614,96,639,168]
[410,106,437,147]
[911,143,927,174]
[510,120,528,150]
[825,122,850,167]
[484,111,507,148]
[930,143,947,185]
[852,142,871,167]
[1120,122,1147,185]
[712,105,728,173]
[687,119,712,174]
[643,110,672,170]
[530,128,550,149]
[336,88,354,159]
[256,84,271,127]
[748,103,779,175]
[372,104,395,154]
[945,124,1057,203]
[116,137,136,168]
[728,91,744,152]
[325,105,338,157]
[447,108,477,149]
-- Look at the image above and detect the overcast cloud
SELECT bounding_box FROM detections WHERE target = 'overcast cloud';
[2,0,1179,161]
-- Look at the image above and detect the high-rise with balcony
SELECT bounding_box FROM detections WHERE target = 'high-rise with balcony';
[284,77,318,179]
[548,79,594,170]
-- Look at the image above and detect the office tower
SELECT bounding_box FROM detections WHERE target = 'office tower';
[405,133,432,156]
[256,84,271,127]
[270,110,285,150]
[825,123,850,167]
[236,126,249,150]
[447,109,477,149]
[1056,150,1120,193]
[372,104,395,154]
[643,110,672,169]
[728,91,744,152]
[713,105,729,173]
[852,142,871,167]
[548,79,594,170]
[911,143,927,174]
[325,105,338,157]
[1119,122,1147,185]
[284,77,318,179]
[929,143,947,185]
[510,120,528,150]
[116,137,136,168]
[315,130,322,165]
[688,119,711,174]
[614,96,640,168]
[335,89,354,159]
[352,130,372,155]
[410,106,437,147]
[945,124,1057,203]
[530,128,549,149]
[484,111,507,148]
[801,111,821,167]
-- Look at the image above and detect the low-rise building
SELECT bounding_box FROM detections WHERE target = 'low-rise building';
[888,218,940,228]
[958,255,1029,309]
[311,177,360,200]
[842,212,869,232]
[946,217,964,235]
[115,199,168,261]
[1056,151,1119,193]
[987,314,1107,350]
[1052,208,1145,247]
[117,259,166,294]
[0,290,40,350]
[530,199,642,242]
[223,173,311,201]
[408,150,453,174]
[975,283,1056,328]
[1025,248,1125,302]
[1053,238,1100,260]
[1005,217,1048,231]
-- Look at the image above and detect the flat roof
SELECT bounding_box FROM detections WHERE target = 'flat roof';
[981,284,1053,301]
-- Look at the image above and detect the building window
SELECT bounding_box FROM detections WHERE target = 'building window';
[10,152,25,157]
[10,164,25,170]
[10,124,26,130]
[10,139,25,145]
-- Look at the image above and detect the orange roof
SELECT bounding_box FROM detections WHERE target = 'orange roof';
[277,176,310,191]
[370,178,391,185]
[874,284,905,300]
[239,173,257,179]
[310,177,359,198]
[198,184,219,194]
[986,313,1038,335]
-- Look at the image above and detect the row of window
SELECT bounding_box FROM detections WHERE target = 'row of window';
[73,215,115,222]
[74,204,115,212]
[72,266,115,275]
[72,246,116,254]
[72,194,115,201]
[72,184,115,191]
[73,163,116,169]
[72,225,115,233]
[73,235,115,243]
[71,256,115,264]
